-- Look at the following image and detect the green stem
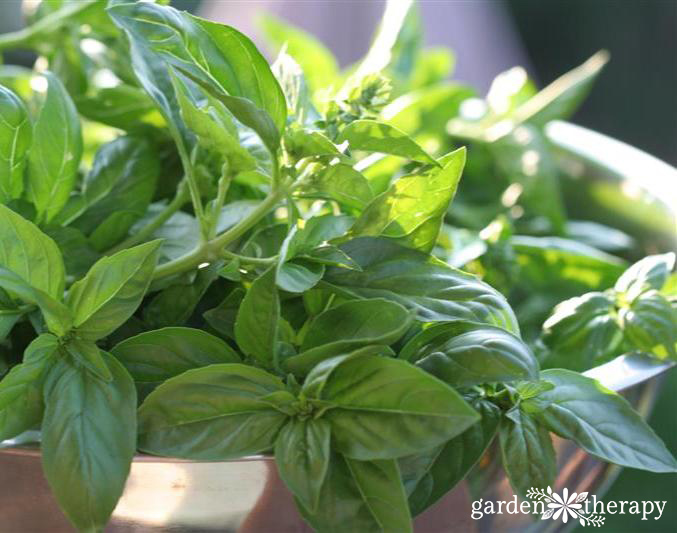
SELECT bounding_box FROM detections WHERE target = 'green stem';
[153,188,285,280]
[107,185,189,255]
[177,141,206,237]
[221,249,278,265]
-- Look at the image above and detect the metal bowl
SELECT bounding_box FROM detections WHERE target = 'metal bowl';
[1,122,675,533]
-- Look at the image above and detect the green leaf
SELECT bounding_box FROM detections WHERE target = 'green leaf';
[0,333,58,441]
[173,73,256,172]
[350,148,466,253]
[338,119,437,165]
[284,127,340,160]
[411,323,539,387]
[302,354,479,460]
[272,52,321,126]
[619,291,676,359]
[64,338,113,382]
[66,241,161,340]
[541,292,622,370]
[112,327,240,387]
[41,352,137,532]
[277,260,325,293]
[234,267,280,369]
[274,418,331,513]
[615,252,675,302]
[344,457,412,533]
[300,163,374,210]
[26,72,82,223]
[0,203,65,298]
[0,85,31,202]
[286,298,413,375]
[75,135,160,251]
[203,287,245,340]
[0,267,72,336]
[405,399,500,515]
[531,369,677,472]
[324,237,520,334]
[138,364,289,460]
[108,2,286,151]
[259,14,339,93]
[499,407,556,498]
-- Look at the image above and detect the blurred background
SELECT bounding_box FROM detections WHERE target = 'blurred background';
[1,1,675,531]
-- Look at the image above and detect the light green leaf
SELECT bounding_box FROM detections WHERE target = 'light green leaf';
[619,291,676,359]
[41,352,137,532]
[532,369,677,472]
[350,148,466,252]
[66,241,161,340]
[112,327,240,386]
[338,119,437,165]
[300,163,374,210]
[0,85,31,202]
[138,364,289,459]
[275,418,331,513]
[615,252,675,302]
[0,204,65,298]
[27,72,82,223]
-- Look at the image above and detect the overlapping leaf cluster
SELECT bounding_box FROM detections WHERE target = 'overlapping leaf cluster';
[0,1,675,532]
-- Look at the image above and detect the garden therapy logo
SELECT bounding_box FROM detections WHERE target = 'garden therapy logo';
[526,487,603,527]
[471,486,667,526]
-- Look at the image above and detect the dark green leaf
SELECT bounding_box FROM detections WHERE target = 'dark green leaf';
[26,72,82,223]
[138,364,289,459]
[499,407,556,498]
[277,260,325,293]
[65,241,161,340]
[412,323,539,387]
[64,338,113,382]
[41,352,137,532]
[338,119,437,165]
[234,267,280,369]
[203,287,245,340]
[275,418,331,513]
[303,354,479,460]
[324,237,520,334]
[531,369,677,472]
[0,334,58,440]
[112,327,240,387]
[0,85,31,202]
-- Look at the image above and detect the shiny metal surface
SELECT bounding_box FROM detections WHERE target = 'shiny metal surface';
[1,122,675,532]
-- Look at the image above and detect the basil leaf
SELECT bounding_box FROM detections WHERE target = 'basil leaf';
[173,73,256,173]
[351,148,465,253]
[0,333,58,441]
[286,298,413,375]
[344,457,412,533]
[284,128,340,160]
[259,14,339,93]
[41,352,136,532]
[0,203,66,298]
[66,241,161,340]
[303,354,479,460]
[499,407,556,498]
[619,291,676,359]
[64,338,113,382]
[272,53,320,126]
[203,287,245,340]
[324,237,520,334]
[138,364,289,459]
[75,135,160,251]
[0,85,31,202]
[301,163,374,210]
[406,399,501,515]
[234,267,280,369]
[112,327,240,387]
[541,292,622,370]
[75,84,163,130]
[615,252,676,302]
[109,2,286,150]
[277,260,325,294]
[27,72,82,223]
[339,119,437,165]
[0,308,22,342]
[414,324,539,387]
[0,267,72,336]
[532,369,677,472]
[275,418,331,513]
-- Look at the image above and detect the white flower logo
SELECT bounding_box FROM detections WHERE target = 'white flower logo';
[526,486,605,527]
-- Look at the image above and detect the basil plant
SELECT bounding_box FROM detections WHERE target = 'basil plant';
[0,1,675,532]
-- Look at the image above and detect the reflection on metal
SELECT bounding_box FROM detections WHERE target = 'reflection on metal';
[1,122,676,532]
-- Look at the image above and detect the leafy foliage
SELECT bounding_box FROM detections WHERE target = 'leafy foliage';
[0,1,673,532]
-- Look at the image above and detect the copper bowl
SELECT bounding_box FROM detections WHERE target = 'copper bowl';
[1,122,675,533]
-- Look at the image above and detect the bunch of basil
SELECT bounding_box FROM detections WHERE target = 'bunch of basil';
[0,1,675,532]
